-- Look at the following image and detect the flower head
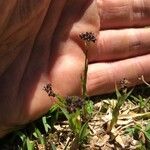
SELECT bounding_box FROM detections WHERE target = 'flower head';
[43,83,56,97]
[66,96,84,113]
[79,32,96,43]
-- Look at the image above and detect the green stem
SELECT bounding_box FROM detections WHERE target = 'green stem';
[81,42,89,121]
[82,46,88,99]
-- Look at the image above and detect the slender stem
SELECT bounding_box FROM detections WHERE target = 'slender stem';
[81,42,89,122]
[140,75,150,87]
[82,42,88,99]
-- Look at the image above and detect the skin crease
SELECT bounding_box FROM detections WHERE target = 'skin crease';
[0,0,150,137]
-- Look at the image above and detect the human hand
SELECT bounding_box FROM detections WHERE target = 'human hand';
[49,0,150,96]
[0,0,150,137]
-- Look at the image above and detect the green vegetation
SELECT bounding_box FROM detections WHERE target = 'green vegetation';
[0,32,149,149]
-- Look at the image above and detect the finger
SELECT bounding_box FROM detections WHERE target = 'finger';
[56,0,100,42]
[87,54,150,96]
[97,0,150,29]
[88,28,150,62]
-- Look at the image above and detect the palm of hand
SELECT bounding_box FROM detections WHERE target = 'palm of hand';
[0,1,99,128]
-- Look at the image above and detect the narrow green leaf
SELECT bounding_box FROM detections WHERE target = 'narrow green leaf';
[49,104,59,113]
[42,116,51,133]
[58,105,70,121]
[51,143,57,150]
[69,111,81,134]
[56,94,66,105]
[16,131,26,142]
[79,122,89,143]
[115,84,121,99]
[145,122,150,132]
[144,131,150,141]
[34,128,45,145]
[124,88,134,99]
[26,137,34,150]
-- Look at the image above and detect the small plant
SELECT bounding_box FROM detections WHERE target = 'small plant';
[43,32,96,149]
[14,131,35,150]
[126,121,150,149]
[107,78,133,133]
[43,85,90,149]
[3,31,149,149]
[131,95,150,113]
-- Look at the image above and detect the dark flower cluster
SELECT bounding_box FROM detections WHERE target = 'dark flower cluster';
[66,96,84,113]
[43,83,56,97]
[79,32,96,43]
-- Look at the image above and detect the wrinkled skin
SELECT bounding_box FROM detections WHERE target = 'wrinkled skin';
[0,0,150,137]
